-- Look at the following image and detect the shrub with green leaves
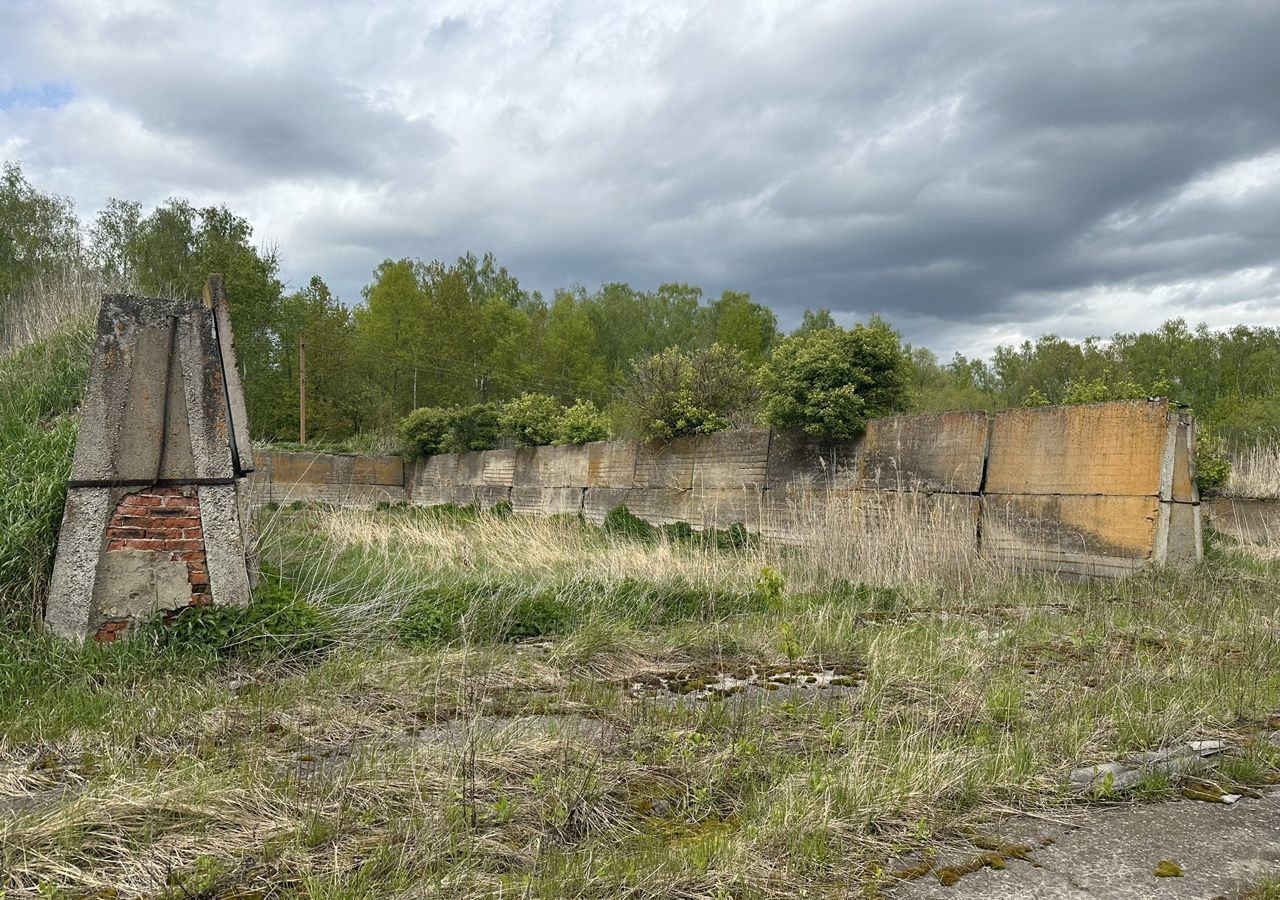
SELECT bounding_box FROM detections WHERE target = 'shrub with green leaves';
[398,403,502,457]
[397,406,453,457]
[442,403,500,453]
[1195,427,1232,494]
[620,344,757,440]
[1061,376,1170,404]
[498,392,562,447]
[555,399,610,445]
[758,319,910,439]
[603,504,656,541]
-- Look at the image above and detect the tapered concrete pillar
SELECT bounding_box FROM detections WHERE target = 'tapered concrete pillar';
[45,276,255,641]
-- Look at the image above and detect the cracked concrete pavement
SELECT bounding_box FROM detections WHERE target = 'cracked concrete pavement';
[893,790,1280,899]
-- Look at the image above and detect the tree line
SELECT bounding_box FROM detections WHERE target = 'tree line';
[3,160,1279,452]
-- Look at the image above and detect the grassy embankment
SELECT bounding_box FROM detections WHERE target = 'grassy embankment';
[1,499,1278,898]
[0,275,100,626]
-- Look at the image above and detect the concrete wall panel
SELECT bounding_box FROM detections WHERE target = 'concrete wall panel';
[692,486,765,530]
[586,440,638,488]
[510,486,543,515]
[985,400,1171,497]
[621,489,692,525]
[514,444,590,488]
[410,454,459,506]
[981,494,1160,575]
[480,449,516,486]
[859,412,988,493]
[511,486,583,516]
[1204,498,1280,543]
[766,433,861,492]
[455,452,487,486]
[633,438,697,490]
[692,428,771,490]
[352,455,405,486]
[267,451,338,485]
[473,485,513,509]
[857,491,981,567]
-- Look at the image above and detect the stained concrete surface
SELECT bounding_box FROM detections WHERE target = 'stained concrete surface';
[893,791,1280,899]
[95,549,191,619]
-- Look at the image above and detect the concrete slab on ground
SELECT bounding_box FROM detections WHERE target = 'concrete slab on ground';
[892,791,1280,899]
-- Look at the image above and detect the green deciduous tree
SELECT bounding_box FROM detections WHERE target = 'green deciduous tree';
[792,308,837,336]
[0,162,82,300]
[708,290,779,365]
[759,319,910,438]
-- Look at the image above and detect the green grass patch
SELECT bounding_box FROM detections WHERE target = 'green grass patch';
[0,314,94,625]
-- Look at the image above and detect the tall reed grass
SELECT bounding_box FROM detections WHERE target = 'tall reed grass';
[0,272,122,623]
[1226,443,1280,500]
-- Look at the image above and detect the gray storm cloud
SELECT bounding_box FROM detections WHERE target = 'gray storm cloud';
[2,0,1278,356]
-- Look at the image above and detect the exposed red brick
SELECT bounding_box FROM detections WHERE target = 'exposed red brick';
[104,487,210,626]
[112,538,161,551]
[123,495,164,508]
[159,516,201,529]
[94,619,130,642]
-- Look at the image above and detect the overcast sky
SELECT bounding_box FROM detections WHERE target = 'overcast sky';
[3,0,1279,358]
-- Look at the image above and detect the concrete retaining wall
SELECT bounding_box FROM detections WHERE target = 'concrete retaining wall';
[258,399,1204,579]
[1203,497,1280,544]
[250,450,408,507]
[982,401,1201,576]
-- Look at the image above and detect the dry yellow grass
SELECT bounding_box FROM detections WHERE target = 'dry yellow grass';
[1227,443,1280,500]
[0,268,111,361]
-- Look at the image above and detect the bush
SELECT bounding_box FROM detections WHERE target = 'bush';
[442,403,500,453]
[603,504,655,541]
[620,344,757,440]
[1196,427,1232,494]
[397,403,502,458]
[555,399,610,445]
[398,407,452,457]
[758,319,910,439]
[499,392,562,447]
[1061,376,1168,404]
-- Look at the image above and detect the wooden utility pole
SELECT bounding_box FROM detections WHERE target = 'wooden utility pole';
[299,334,307,446]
